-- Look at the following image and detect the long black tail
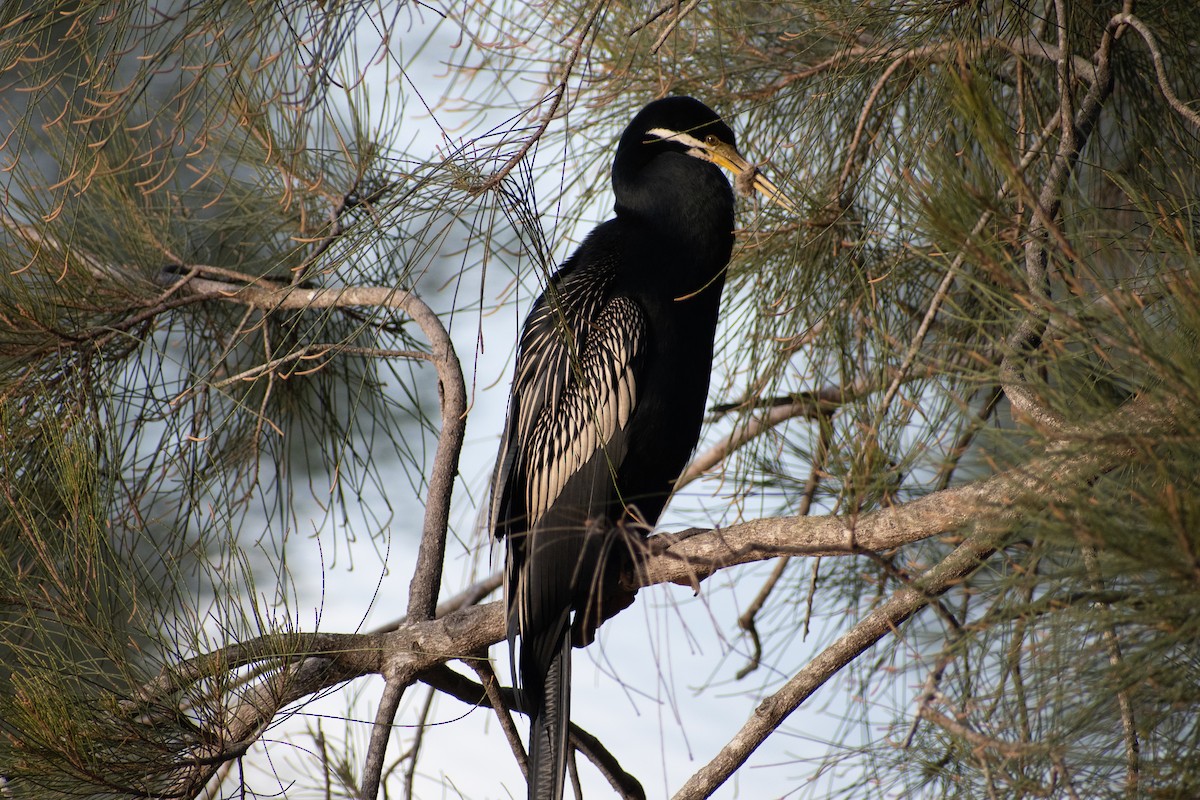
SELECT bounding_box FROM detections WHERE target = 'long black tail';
[527,629,571,800]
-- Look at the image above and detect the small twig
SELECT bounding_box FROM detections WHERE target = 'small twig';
[1112,14,1200,131]
[875,111,1062,433]
[1002,8,1116,432]
[627,0,678,36]
[1054,756,1084,800]
[733,556,787,680]
[421,665,646,798]
[918,707,1056,759]
[569,725,647,800]
[370,572,504,634]
[207,344,431,389]
[679,396,825,488]
[296,180,397,278]
[1079,542,1140,792]
[836,54,909,202]
[900,651,956,749]
[649,0,701,54]
[313,724,331,800]
[750,34,1097,101]
[929,384,1004,495]
[567,751,584,800]
[735,417,832,679]
[470,2,604,194]
[681,369,934,488]
[466,657,529,776]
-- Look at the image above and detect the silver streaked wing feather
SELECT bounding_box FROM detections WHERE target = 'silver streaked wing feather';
[522,296,643,525]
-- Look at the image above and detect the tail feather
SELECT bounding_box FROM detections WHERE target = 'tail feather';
[527,630,571,800]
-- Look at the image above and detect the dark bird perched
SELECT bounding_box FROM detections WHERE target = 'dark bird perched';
[490,96,793,799]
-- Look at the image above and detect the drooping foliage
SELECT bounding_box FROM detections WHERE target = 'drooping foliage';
[2,1,1198,797]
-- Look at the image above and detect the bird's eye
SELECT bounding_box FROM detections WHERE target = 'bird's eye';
[704,134,720,147]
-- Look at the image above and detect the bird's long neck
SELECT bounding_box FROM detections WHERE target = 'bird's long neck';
[612,153,736,286]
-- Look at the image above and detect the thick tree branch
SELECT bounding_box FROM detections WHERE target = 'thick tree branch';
[132,433,1103,715]
[167,603,506,794]
[666,392,1181,798]
[643,404,1142,590]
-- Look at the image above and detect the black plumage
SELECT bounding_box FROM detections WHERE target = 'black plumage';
[490,96,792,799]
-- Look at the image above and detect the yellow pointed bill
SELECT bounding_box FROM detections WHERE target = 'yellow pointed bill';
[707,141,798,214]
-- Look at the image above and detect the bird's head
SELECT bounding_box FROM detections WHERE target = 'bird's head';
[613,96,796,214]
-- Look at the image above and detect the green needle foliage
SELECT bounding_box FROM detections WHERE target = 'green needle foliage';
[2,0,1199,798]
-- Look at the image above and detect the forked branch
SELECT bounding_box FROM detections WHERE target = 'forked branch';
[171,272,466,800]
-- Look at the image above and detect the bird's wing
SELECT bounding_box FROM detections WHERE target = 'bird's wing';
[491,282,644,539]
[521,293,643,527]
[490,286,645,677]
